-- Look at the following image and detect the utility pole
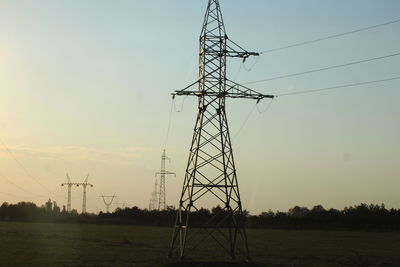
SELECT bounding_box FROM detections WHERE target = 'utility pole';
[169,0,273,261]
[78,174,93,214]
[61,173,79,213]
[100,194,116,213]
[155,149,175,210]
[149,178,158,210]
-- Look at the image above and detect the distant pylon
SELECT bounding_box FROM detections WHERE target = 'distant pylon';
[100,194,116,213]
[61,173,79,213]
[79,174,93,214]
[149,178,158,210]
[155,149,175,210]
[169,0,273,261]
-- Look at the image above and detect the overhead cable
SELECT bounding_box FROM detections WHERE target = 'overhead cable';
[232,103,258,140]
[0,137,55,195]
[164,98,174,149]
[260,18,400,54]
[0,191,23,198]
[276,76,400,97]
[0,171,48,198]
[244,51,400,85]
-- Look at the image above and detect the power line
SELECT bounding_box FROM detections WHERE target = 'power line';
[232,103,257,140]
[164,99,174,149]
[276,76,400,97]
[172,95,189,112]
[232,99,274,140]
[0,191,24,198]
[244,51,400,85]
[242,56,260,72]
[260,18,400,54]
[0,137,55,195]
[256,98,274,114]
[233,63,243,80]
[0,171,48,198]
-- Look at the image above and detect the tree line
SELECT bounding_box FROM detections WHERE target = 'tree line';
[1,200,399,230]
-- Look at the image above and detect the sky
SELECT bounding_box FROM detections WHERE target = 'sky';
[0,0,399,214]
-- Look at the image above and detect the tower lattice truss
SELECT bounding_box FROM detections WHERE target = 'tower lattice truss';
[156,149,176,211]
[169,0,273,261]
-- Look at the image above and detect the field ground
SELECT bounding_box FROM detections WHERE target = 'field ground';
[0,221,399,267]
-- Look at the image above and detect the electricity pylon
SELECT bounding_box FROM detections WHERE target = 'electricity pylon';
[100,194,116,213]
[78,174,93,214]
[149,178,158,210]
[155,149,176,210]
[169,0,274,261]
[61,173,79,213]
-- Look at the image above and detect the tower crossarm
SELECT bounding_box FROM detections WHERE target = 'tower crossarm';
[61,182,81,186]
[172,79,274,101]
[77,182,94,187]
[225,37,260,59]
[225,79,274,100]
[201,34,260,59]
[171,80,199,98]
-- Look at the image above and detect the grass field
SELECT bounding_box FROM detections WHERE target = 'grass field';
[0,221,399,267]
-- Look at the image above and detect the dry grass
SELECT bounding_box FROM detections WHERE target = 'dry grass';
[0,221,399,266]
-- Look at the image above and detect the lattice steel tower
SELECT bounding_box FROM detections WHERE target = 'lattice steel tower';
[156,149,176,210]
[149,178,158,210]
[79,174,93,214]
[61,173,79,213]
[169,0,273,261]
[100,194,116,213]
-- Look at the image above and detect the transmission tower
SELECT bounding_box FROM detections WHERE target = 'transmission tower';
[169,0,273,261]
[61,173,80,213]
[100,194,116,213]
[149,178,158,210]
[77,174,93,214]
[156,149,176,210]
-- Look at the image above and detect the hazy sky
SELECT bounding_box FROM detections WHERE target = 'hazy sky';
[0,0,399,214]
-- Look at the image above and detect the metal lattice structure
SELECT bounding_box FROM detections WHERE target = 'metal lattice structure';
[156,149,176,210]
[80,174,93,214]
[100,194,116,213]
[169,0,273,261]
[62,173,93,213]
[149,178,158,210]
[61,173,79,213]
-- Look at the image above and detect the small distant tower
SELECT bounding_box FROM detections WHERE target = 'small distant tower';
[149,178,158,210]
[155,150,175,210]
[79,174,93,214]
[100,194,116,213]
[61,174,79,213]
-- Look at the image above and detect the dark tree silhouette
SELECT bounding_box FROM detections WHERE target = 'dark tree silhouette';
[0,201,399,230]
